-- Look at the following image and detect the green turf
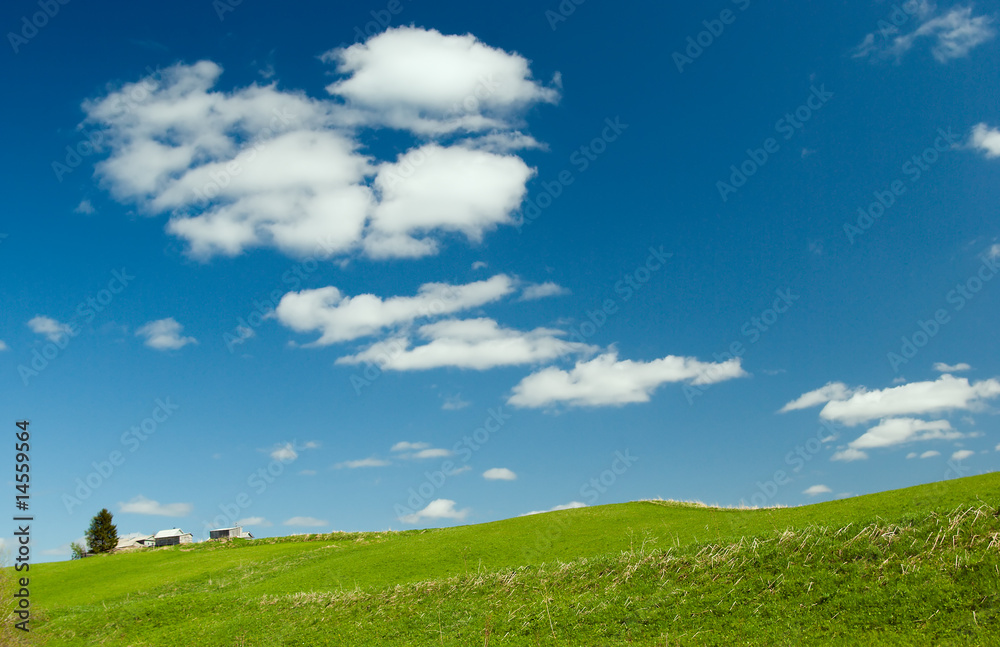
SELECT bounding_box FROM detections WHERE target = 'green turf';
[12,472,1000,645]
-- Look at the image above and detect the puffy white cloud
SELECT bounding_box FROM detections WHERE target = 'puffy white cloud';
[136,318,197,350]
[28,315,75,342]
[236,516,273,527]
[854,5,995,62]
[398,498,469,524]
[803,484,832,496]
[831,448,869,462]
[275,275,514,346]
[508,351,747,408]
[779,382,856,413]
[391,441,429,452]
[934,362,971,372]
[920,450,941,458]
[951,449,974,461]
[519,282,570,301]
[482,467,517,481]
[817,375,1000,426]
[337,318,594,371]
[84,28,557,261]
[522,501,587,516]
[269,443,299,462]
[323,27,558,135]
[970,123,1000,158]
[847,418,961,449]
[119,495,193,517]
[334,457,390,469]
[283,517,328,527]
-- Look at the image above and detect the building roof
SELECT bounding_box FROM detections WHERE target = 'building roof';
[116,534,154,548]
[211,526,241,532]
[153,528,192,539]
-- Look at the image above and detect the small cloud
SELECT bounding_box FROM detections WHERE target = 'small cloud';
[28,315,75,342]
[398,499,469,524]
[933,362,971,373]
[519,282,570,301]
[302,441,321,449]
[471,261,488,270]
[442,394,471,410]
[831,448,869,462]
[988,244,1000,260]
[75,199,95,214]
[335,457,390,469]
[119,495,192,517]
[951,449,974,461]
[283,516,327,527]
[136,318,197,350]
[412,448,451,459]
[482,467,517,481]
[269,443,298,462]
[995,443,1000,452]
[0,340,7,351]
[969,123,1000,158]
[802,484,832,496]
[522,501,587,516]
[391,441,429,452]
[801,148,816,158]
[298,469,317,476]
[920,450,941,459]
[236,516,273,528]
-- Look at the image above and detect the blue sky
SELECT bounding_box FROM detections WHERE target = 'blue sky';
[3,0,1000,561]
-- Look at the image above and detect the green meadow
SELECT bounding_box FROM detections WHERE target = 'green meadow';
[9,472,1000,645]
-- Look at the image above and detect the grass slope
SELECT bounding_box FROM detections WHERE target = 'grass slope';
[16,472,1000,645]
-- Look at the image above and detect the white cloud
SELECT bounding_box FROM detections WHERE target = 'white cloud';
[322,27,558,135]
[412,448,451,459]
[920,450,941,458]
[934,362,972,372]
[471,261,488,270]
[803,484,832,496]
[119,495,193,517]
[847,418,961,449]
[441,394,471,410]
[136,318,197,350]
[522,501,587,516]
[337,318,594,371]
[75,199,95,214]
[817,375,1000,426]
[391,441,429,452]
[84,29,557,261]
[779,382,856,413]
[269,443,299,462]
[906,452,917,459]
[335,457,390,468]
[275,275,514,346]
[398,498,469,524]
[831,448,869,462]
[970,123,1000,158]
[0,340,7,351]
[236,516,273,527]
[854,5,995,62]
[41,536,89,556]
[283,516,328,527]
[28,315,74,342]
[519,282,570,301]
[951,449,974,461]
[508,351,747,408]
[482,467,517,481]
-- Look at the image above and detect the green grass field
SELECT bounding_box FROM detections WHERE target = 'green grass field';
[12,472,1000,645]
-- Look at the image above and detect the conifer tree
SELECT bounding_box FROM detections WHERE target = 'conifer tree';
[86,508,118,554]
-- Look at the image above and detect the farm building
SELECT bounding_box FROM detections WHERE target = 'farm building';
[115,534,155,550]
[152,528,194,547]
[209,525,254,540]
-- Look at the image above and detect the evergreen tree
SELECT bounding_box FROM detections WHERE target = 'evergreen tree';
[86,508,118,554]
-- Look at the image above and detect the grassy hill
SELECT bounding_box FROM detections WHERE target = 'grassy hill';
[12,472,1000,645]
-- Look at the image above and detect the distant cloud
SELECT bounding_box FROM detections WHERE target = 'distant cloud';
[0,340,7,351]
[283,516,328,527]
[951,449,974,461]
[779,382,856,413]
[853,4,995,63]
[298,470,317,476]
[398,499,469,524]
[441,394,471,410]
[335,457,390,469]
[471,261,488,270]
[509,351,747,408]
[412,448,451,459]
[482,467,517,481]
[848,418,961,449]
[802,484,832,496]
[119,495,193,517]
[136,318,197,350]
[969,123,1000,158]
[236,516,273,527]
[934,362,971,372]
[391,441,429,452]
[831,448,869,462]
[75,199,95,214]
[269,443,299,462]
[920,450,941,458]
[28,315,75,342]
[519,281,570,301]
[522,501,587,516]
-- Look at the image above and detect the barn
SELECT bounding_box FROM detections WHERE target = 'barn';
[152,528,194,547]
[209,525,254,540]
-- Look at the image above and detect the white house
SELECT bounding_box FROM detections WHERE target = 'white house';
[152,528,194,547]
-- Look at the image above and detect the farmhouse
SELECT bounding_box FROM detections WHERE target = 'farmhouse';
[152,528,194,547]
[115,534,155,551]
[209,525,254,540]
